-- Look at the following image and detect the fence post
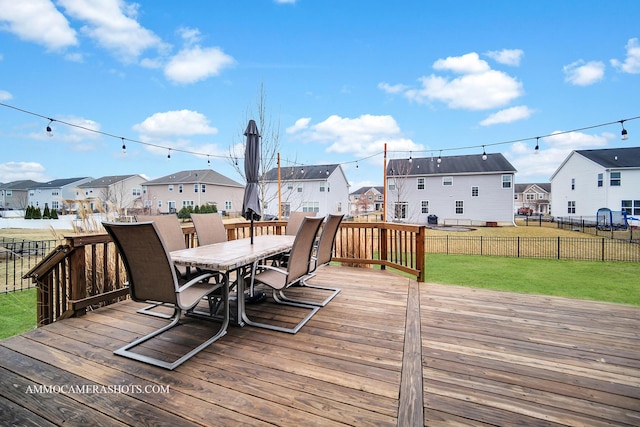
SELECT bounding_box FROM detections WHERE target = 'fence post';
[602,238,605,262]
[557,236,561,259]
[517,236,520,258]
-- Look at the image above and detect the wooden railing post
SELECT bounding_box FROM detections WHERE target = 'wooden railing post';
[68,244,87,317]
[380,224,388,271]
[416,226,426,282]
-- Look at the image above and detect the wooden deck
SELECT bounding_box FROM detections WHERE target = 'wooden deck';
[1,265,639,426]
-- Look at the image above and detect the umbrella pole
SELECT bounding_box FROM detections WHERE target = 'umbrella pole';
[250,217,254,244]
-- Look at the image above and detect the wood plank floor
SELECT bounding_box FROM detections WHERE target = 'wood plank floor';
[1,265,639,426]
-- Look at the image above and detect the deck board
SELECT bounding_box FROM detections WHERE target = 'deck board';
[1,265,639,426]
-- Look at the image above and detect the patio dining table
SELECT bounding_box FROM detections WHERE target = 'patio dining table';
[170,234,295,326]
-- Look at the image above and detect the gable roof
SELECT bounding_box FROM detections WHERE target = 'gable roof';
[0,180,41,190]
[515,183,551,193]
[264,164,341,181]
[144,169,243,188]
[576,147,640,168]
[32,177,91,189]
[350,186,383,196]
[387,153,516,176]
[78,174,140,188]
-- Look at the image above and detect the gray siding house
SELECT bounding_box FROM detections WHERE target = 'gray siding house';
[29,177,93,213]
[78,174,147,213]
[0,180,41,211]
[387,153,517,226]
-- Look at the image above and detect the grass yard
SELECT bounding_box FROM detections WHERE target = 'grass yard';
[425,254,640,306]
[0,288,37,339]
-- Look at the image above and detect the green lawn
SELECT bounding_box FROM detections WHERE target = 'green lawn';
[0,288,37,339]
[425,254,640,306]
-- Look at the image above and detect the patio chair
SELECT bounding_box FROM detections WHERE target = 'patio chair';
[246,216,324,333]
[285,213,344,307]
[191,213,227,246]
[135,214,190,318]
[285,211,316,235]
[103,221,228,370]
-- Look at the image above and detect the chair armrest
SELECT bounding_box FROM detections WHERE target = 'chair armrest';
[177,272,218,292]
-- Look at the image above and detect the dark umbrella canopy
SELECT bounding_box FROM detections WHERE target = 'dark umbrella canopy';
[242,120,261,242]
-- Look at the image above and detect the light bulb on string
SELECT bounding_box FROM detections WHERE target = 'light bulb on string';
[621,121,629,140]
[207,156,211,167]
[121,138,126,154]
[481,146,487,161]
[409,151,413,163]
[437,150,442,164]
[535,137,540,154]
[46,119,54,137]
[167,149,171,160]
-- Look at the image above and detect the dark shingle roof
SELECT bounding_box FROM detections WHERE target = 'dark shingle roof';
[144,169,243,187]
[387,153,516,176]
[350,186,383,196]
[264,164,340,181]
[515,183,551,193]
[576,147,640,168]
[32,177,91,189]
[78,175,137,188]
[0,180,41,190]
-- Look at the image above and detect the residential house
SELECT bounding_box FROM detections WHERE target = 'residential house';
[0,180,41,211]
[550,147,640,218]
[77,174,147,213]
[29,177,93,213]
[142,169,244,215]
[514,183,551,215]
[387,153,517,225]
[349,186,384,217]
[262,164,350,218]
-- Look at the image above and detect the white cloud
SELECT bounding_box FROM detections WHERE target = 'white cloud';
[480,106,534,126]
[274,0,297,4]
[58,0,165,62]
[133,110,218,137]
[563,60,605,86]
[164,46,235,84]
[611,37,640,74]
[287,114,423,159]
[377,82,409,94]
[0,0,77,51]
[286,117,312,134]
[0,89,12,101]
[406,69,523,110]
[485,49,524,66]
[433,52,490,74]
[0,161,50,182]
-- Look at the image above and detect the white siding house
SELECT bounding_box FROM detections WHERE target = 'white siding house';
[142,169,244,215]
[387,153,517,226]
[550,147,640,218]
[262,164,350,218]
[77,174,146,213]
[29,177,93,213]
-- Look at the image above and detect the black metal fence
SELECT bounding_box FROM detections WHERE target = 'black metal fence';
[519,215,639,243]
[1,238,57,293]
[425,235,640,262]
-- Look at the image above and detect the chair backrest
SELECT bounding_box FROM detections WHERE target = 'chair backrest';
[137,215,186,252]
[286,216,324,283]
[191,213,227,246]
[103,221,178,305]
[286,211,317,236]
[315,214,344,267]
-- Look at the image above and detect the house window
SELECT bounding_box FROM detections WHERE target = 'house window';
[501,175,512,189]
[168,185,174,192]
[442,177,453,186]
[194,184,198,193]
[388,179,396,191]
[132,188,141,196]
[471,186,479,197]
[394,202,408,220]
[297,184,303,193]
[302,201,319,213]
[622,200,640,215]
[179,184,183,193]
[417,178,425,190]
[320,183,325,192]
[337,202,342,212]
[538,193,544,199]
[597,173,603,187]
[144,200,152,208]
[201,184,206,193]
[526,193,535,200]
[6,190,12,197]
[287,183,293,190]
[354,194,360,200]
[421,200,429,214]
[224,201,232,210]
[281,203,291,218]
[571,178,575,190]
[183,200,194,207]
[455,200,464,214]
[567,201,576,214]
[143,186,147,194]
[610,172,621,186]
[157,200,162,208]
[52,201,59,210]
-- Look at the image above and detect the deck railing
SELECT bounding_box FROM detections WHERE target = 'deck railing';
[24,220,426,326]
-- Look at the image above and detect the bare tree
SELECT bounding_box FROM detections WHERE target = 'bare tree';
[229,83,283,214]
[387,159,419,223]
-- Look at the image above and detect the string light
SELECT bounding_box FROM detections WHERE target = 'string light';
[46,119,54,137]
[437,150,442,164]
[409,151,413,163]
[620,120,629,140]
[535,137,540,154]
[121,137,126,154]
[481,145,487,161]
[207,155,211,167]
[0,102,637,170]
[167,148,171,160]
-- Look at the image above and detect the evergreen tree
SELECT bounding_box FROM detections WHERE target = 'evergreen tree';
[50,209,59,219]
[43,204,51,219]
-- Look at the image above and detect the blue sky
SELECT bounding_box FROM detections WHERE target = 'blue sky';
[1,0,639,190]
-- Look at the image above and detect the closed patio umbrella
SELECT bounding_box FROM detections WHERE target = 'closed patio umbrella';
[242,119,261,244]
